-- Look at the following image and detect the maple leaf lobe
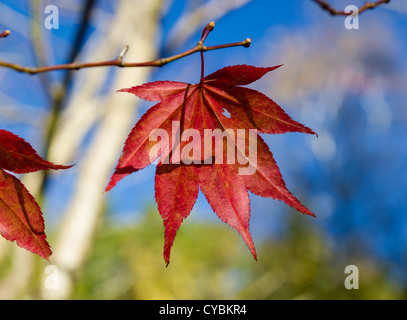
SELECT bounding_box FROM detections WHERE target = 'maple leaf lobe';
[0,129,73,173]
[0,169,52,260]
[117,81,189,101]
[204,64,282,86]
[0,129,73,259]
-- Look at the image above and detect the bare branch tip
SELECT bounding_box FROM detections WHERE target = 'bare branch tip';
[0,30,11,38]
[200,21,216,43]
[244,38,252,47]
[118,45,129,61]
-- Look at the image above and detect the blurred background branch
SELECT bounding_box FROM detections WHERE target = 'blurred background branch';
[312,0,391,16]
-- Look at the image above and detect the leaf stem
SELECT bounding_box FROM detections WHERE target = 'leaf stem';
[198,21,216,84]
[200,51,205,84]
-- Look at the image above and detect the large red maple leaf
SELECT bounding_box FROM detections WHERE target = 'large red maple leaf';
[107,26,316,265]
[106,66,316,264]
[0,129,72,259]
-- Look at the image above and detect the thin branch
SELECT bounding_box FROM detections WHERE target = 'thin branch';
[313,0,390,16]
[65,0,96,65]
[40,0,97,197]
[0,23,251,75]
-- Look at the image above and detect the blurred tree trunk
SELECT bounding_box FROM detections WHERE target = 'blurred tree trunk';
[40,0,164,300]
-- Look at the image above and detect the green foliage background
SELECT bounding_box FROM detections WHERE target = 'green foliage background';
[1,205,405,299]
[66,208,406,300]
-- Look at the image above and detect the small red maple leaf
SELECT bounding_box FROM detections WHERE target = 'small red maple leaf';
[0,129,72,259]
[107,25,316,264]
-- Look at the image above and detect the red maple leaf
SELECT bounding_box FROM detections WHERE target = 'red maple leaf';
[0,129,72,259]
[106,26,316,265]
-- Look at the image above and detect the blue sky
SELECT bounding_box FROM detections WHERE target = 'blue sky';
[1,0,407,282]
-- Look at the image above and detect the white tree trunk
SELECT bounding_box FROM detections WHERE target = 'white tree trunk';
[41,0,163,300]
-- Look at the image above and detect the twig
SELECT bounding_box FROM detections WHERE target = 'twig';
[0,22,251,75]
[313,0,390,16]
